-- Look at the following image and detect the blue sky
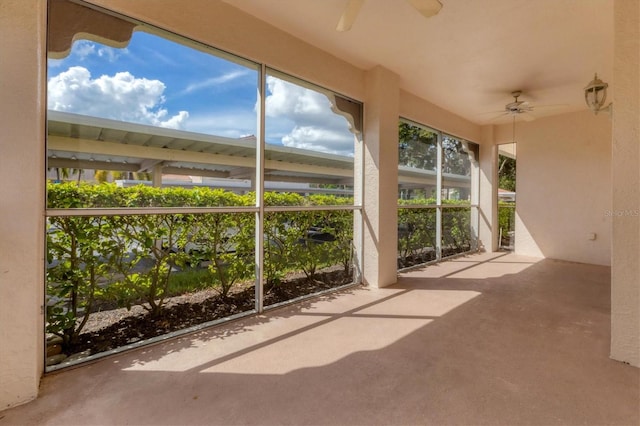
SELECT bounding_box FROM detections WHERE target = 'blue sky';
[48,31,355,156]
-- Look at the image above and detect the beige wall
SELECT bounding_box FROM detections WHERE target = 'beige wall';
[495,111,612,266]
[0,0,47,410]
[610,0,639,367]
[399,90,481,143]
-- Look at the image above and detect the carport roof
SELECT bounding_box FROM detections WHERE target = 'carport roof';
[47,110,470,188]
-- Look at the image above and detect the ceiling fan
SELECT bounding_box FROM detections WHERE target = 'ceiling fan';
[479,90,569,124]
[336,0,443,32]
[478,91,539,123]
[501,91,535,122]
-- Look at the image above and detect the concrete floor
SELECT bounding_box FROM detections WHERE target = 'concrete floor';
[1,252,638,425]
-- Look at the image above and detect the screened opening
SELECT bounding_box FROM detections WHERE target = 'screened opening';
[498,142,517,250]
[397,120,479,270]
[45,0,362,370]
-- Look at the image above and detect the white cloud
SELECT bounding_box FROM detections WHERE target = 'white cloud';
[265,77,354,156]
[47,66,188,129]
[281,126,354,154]
[159,111,189,129]
[181,70,250,95]
[96,45,124,62]
[73,41,96,60]
[185,110,257,138]
[71,40,125,62]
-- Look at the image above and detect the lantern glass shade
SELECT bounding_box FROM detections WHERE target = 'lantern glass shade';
[584,73,608,113]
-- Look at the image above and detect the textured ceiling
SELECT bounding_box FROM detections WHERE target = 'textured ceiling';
[225,0,613,125]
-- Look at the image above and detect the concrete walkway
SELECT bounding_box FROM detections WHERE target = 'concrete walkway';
[2,253,638,425]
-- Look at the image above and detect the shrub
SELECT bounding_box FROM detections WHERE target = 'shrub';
[46,182,356,344]
[46,182,126,345]
[397,198,473,266]
[107,213,193,315]
[498,201,516,245]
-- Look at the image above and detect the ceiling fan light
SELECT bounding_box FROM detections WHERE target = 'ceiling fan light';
[336,0,364,32]
[337,0,442,33]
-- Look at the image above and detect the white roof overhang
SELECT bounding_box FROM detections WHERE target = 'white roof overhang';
[47,110,470,189]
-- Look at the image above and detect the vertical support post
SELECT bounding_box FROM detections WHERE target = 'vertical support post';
[152,164,163,187]
[353,130,364,285]
[469,146,480,251]
[254,64,266,313]
[610,0,639,367]
[361,66,399,288]
[435,132,443,260]
[478,125,498,252]
[0,0,47,409]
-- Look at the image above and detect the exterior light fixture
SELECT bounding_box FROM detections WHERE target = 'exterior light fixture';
[584,73,612,115]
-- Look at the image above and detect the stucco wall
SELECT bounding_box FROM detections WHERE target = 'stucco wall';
[399,90,481,143]
[495,110,612,266]
[610,0,639,367]
[363,67,400,287]
[0,0,47,410]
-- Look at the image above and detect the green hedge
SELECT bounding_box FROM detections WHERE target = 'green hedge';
[46,182,354,346]
[397,198,473,267]
[46,182,474,347]
[498,201,516,246]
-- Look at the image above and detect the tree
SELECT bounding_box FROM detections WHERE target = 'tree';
[94,170,110,183]
[498,155,516,191]
[398,122,472,176]
[398,122,438,170]
[111,171,153,181]
[442,137,471,176]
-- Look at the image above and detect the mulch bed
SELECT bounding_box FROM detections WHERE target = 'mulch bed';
[65,268,353,357]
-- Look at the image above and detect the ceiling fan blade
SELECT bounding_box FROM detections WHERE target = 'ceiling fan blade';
[336,0,364,32]
[534,103,569,111]
[476,110,507,117]
[406,0,443,18]
[481,112,510,123]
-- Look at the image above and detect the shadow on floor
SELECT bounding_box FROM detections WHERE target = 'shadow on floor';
[2,254,638,425]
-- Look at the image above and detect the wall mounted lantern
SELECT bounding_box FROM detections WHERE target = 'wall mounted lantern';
[584,73,612,115]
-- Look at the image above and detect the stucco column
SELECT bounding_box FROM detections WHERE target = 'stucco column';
[478,125,498,252]
[611,0,639,367]
[361,66,399,288]
[0,0,47,409]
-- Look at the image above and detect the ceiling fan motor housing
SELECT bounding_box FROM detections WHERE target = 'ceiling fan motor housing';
[505,91,532,114]
[506,101,527,113]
